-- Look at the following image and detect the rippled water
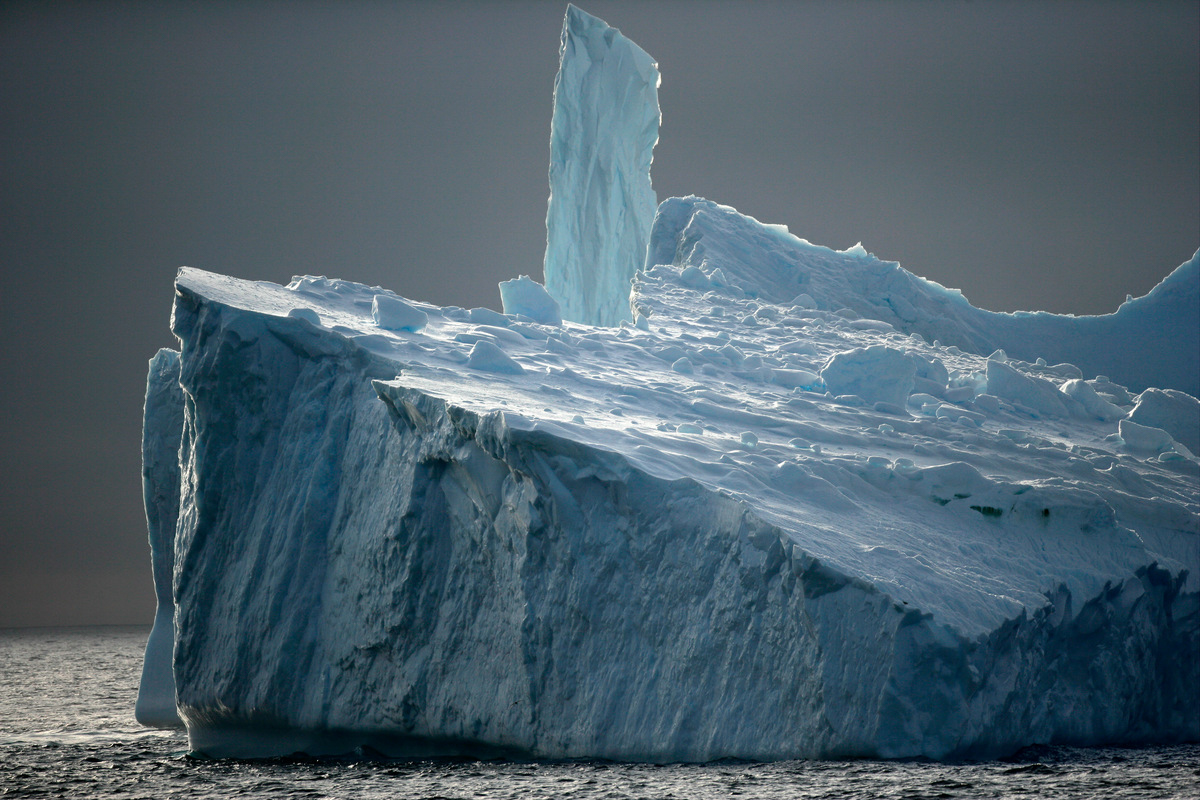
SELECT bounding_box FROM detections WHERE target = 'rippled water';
[1,626,1196,799]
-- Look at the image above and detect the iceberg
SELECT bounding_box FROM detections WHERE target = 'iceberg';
[137,5,1199,761]
[543,4,660,327]
[139,249,1200,760]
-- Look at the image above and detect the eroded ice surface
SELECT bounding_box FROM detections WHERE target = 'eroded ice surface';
[543,4,660,327]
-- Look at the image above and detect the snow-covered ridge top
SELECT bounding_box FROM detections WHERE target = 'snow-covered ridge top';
[173,230,1197,639]
[644,197,1200,396]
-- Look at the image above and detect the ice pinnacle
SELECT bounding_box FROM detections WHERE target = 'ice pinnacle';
[543,4,660,327]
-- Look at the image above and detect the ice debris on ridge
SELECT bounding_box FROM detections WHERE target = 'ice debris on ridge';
[137,4,1199,762]
[1128,388,1200,455]
[499,275,562,326]
[820,346,915,408]
[372,294,427,333]
[467,339,526,374]
[543,4,660,327]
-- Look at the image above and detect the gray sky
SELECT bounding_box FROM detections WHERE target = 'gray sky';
[1,0,1196,628]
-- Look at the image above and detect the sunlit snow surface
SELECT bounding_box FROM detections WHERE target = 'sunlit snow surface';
[142,194,1198,762]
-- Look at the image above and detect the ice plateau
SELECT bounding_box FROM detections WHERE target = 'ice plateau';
[138,5,1198,762]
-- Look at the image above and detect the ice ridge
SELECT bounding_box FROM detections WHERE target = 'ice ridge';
[543,4,660,327]
[646,196,1200,397]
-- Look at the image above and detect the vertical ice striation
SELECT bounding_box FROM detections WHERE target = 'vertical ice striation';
[543,4,660,326]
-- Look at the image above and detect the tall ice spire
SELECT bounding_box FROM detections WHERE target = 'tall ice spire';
[543,4,660,326]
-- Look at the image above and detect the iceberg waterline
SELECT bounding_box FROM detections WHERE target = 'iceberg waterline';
[138,5,1199,761]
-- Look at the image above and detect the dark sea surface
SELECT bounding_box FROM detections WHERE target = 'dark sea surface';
[1,625,1196,799]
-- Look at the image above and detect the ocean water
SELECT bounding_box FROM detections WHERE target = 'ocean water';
[1,626,1196,799]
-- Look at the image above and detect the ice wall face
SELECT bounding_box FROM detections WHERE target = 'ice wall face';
[543,4,660,327]
[143,262,1198,761]
[135,348,184,729]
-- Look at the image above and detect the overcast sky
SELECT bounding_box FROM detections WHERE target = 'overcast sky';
[1,0,1196,628]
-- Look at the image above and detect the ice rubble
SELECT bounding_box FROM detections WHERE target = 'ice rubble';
[137,5,1199,762]
[543,4,659,327]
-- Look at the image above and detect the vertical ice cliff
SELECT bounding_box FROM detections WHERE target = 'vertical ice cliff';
[543,4,660,327]
[135,349,184,729]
